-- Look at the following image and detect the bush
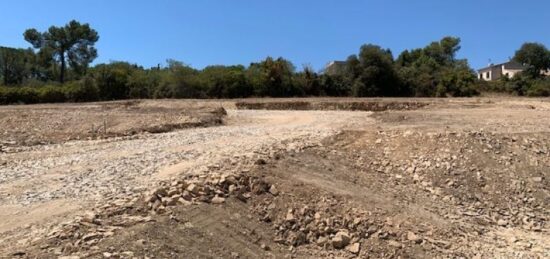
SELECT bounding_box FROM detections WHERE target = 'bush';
[37,85,67,103]
[64,77,100,102]
[526,79,550,96]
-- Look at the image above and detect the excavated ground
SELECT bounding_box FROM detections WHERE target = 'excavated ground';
[1,98,549,258]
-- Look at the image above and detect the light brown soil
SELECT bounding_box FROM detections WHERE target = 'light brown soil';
[0,99,226,147]
[1,98,549,258]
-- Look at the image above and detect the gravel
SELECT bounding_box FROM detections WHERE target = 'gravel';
[0,110,373,208]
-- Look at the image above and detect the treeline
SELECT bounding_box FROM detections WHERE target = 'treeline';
[0,20,549,104]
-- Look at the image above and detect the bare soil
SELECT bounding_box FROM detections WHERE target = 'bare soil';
[1,98,549,258]
[0,99,226,147]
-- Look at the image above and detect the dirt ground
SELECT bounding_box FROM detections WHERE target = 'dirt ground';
[0,98,549,258]
[0,100,226,147]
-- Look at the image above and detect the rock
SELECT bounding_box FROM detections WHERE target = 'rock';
[260,243,270,251]
[153,187,168,197]
[388,240,403,248]
[332,230,351,249]
[285,210,296,223]
[82,232,102,241]
[345,242,360,254]
[269,185,279,196]
[407,231,421,243]
[102,252,113,258]
[255,158,267,165]
[532,177,543,183]
[186,184,199,194]
[162,196,179,206]
[497,219,508,226]
[211,196,225,204]
[317,236,329,245]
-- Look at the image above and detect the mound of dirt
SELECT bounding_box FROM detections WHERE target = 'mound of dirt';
[0,100,226,147]
[19,127,548,258]
[236,100,430,111]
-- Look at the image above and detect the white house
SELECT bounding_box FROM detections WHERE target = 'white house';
[477,61,526,81]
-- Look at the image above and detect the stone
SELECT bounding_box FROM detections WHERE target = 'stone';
[332,230,351,249]
[211,196,225,204]
[388,240,403,248]
[269,185,279,196]
[407,231,421,243]
[285,210,296,223]
[153,187,168,197]
[186,184,199,194]
[497,219,508,226]
[345,242,360,254]
[532,177,543,183]
[316,236,329,245]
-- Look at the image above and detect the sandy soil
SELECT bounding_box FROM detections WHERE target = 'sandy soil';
[0,98,549,258]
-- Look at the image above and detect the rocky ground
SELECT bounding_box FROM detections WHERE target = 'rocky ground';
[0,98,548,258]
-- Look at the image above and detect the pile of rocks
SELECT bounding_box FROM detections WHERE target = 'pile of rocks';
[144,171,274,213]
[252,196,385,255]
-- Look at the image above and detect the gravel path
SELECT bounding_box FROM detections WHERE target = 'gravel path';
[0,109,373,235]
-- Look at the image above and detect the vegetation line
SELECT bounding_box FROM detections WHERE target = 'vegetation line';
[1,20,550,105]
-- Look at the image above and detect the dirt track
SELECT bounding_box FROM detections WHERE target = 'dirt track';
[1,98,549,258]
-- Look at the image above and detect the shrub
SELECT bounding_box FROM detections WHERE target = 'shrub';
[526,79,550,96]
[37,85,67,103]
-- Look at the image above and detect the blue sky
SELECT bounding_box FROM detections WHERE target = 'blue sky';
[1,0,549,71]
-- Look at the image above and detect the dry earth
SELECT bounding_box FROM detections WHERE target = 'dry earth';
[0,98,548,258]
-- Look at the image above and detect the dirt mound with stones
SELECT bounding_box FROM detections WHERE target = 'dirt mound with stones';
[0,100,226,148]
[18,127,549,258]
[235,99,430,111]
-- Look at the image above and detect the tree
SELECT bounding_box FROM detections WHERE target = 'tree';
[0,47,33,85]
[394,36,476,97]
[249,57,297,97]
[514,42,550,78]
[294,66,321,96]
[24,20,99,83]
[348,44,403,97]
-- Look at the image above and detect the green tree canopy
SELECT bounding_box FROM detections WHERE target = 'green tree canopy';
[513,42,550,78]
[24,20,99,83]
[0,47,34,85]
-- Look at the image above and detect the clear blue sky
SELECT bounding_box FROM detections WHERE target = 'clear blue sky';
[2,0,549,71]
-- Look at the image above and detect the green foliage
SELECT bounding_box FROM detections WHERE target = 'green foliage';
[526,79,550,96]
[514,43,550,78]
[200,65,253,98]
[294,66,321,96]
[92,62,131,100]
[10,21,550,103]
[0,47,36,85]
[249,57,299,97]
[395,37,477,97]
[154,60,204,98]
[24,20,99,83]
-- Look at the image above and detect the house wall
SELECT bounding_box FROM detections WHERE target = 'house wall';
[502,67,523,79]
[478,66,502,81]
